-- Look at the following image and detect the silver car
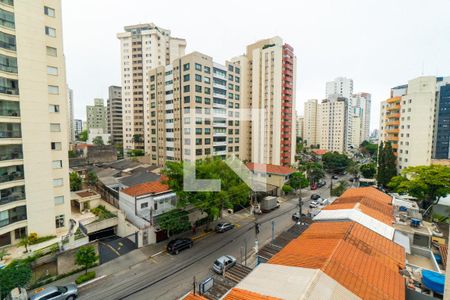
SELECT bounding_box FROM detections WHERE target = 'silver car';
[213,255,236,274]
[29,284,78,300]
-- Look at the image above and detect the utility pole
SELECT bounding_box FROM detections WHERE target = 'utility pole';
[330,176,333,195]
[271,220,275,243]
[298,188,303,225]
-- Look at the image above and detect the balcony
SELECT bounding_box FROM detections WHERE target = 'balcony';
[0,185,25,205]
[0,165,24,184]
[387,97,401,104]
[388,136,399,141]
[386,105,400,111]
[0,123,21,138]
[386,121,400,126]
[0,205,27,228]
[0,100,20,117]
[387,113,400,119]
[0,144,22,161]
[385,128,399,134]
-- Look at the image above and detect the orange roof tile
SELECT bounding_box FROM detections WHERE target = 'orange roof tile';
[268,222,405,300]
[121,181,170,197]
[312,149,328,155]
[341,187,392,205]
[183,293,208,300]
[224,288,282,300]
[246,163,295,175]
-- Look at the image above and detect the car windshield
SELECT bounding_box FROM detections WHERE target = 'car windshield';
[214,260,222,267]
[57,286,68,293]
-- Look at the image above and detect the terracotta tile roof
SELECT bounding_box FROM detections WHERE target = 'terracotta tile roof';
[312,149,328,155]
[268,222,405,300]
[341,187,392,205]
[323,196,394,225]
[121,181,170,197]
[183,293,208,300]
[246,163,295,175]
[224,288,282,300]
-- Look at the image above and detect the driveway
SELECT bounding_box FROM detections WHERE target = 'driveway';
[99,235,137,264]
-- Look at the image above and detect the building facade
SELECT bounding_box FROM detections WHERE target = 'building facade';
[303,99,320,147]
[351,92,371,143]
[326,77,354,100]
[0,0,72,247]
[68,88,74,143]
[433,79,450,159]
[320,96,349,153]
[117,23,186,153]
[74,119,83,139]
[107,85,122,145]
[296,115,304,141]
[86,98,107,132]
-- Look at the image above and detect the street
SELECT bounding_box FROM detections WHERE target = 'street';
[76,179,336,300]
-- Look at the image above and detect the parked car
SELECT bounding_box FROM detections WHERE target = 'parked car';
[29,285,78,300]
[167,238,193,255]
[292,212,307,221]
[213,255,236,274]
[310,183,318,190]
[310,194,321,200]
[309,201,319,208]
[215,222,234,233]
[331,175,339,180]
[319,198,330,206]
[317,180,326,188]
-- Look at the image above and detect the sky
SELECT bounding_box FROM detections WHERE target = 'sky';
[62,0,450,131]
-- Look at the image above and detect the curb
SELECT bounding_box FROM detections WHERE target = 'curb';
[78,275,107,288]
[192,231,212,241]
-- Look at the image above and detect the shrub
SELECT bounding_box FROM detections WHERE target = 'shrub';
[28,233,38,244]
[90,205,116,221]
[29,235,56,245]
[282,184,294,194]
[75,271,96,285]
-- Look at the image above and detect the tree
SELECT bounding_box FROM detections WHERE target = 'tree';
[347,162,360,179]
[68,150,77,158]
[86,171,98,187]
[132,134,143,144]
[388,165,450,212]
[79,130,88,142]
[0,262,32,299]
[322,152,351,174]
[17,236,30,253]
[377,141,397,187]
[157,209,191,237]
[360,163,376,179]
[92,136,104,146]
[282,184,294,194]
[303,162,325,184]
[360,140,378,158]
[75,246,98,274]
[162,158,251,224]
[129,149,145,157]
[70,172,82,191]
[288,172,309,190]
[331,180,349,197]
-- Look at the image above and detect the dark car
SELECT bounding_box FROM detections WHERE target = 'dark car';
[331,175,339,180]
[310,194,321,200]
[215,222,234,233]
[292,212,307,221]
[167,238,193,255]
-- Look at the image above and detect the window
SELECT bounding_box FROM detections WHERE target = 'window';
[50,123,61,132]
[195,63,202,71]
[48,85,59,94]
[195,128,202,135]
[204,87,211,94]
[195,74,202,82]
[0,0,14,6]
[183,74,190,81]
[183,85,190,93]
[47,66,58,76]
[205,138,211,144]
[44,6,55,17]
[183,63,190,71]
[196,149,202,156]
[204,77,210,84]
[205,128,211,134]
[0,31,15,51]
[0,8,15,29]
[204,98,211,104]
[204,66,210,74]
[48,104,59,113]
[0,77,18,95]
[51,142,61,150]
[54,196,64,205]
[53,178,63,187]
[55,214,65,228]
[195,96,202,103]
[183,96,190,103]
[46,46,57,57]
[52,160,62,169]
[45,26,56,37]
[0,54,17,73]
[15,227,27,240]
[140,202,148,209]
[195,85,202,93]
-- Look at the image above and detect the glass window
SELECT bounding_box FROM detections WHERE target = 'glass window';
[195,85,202,93]
[50,123,60,132]
[47,66,58,76]
[195,96,202,103]
[53,178,63,187]
[183,74,190,81]
[0,31,15,51]
[0,77,18,95]
[183,63,190,71]
[55,214,65,228]
[205,87,210,95]
[51,142,61,150]
[0,54,17,73]
[52,160,62,169]
[48,85,59,94]
[0,8,15,29]
[48,104,59,113]
[204,66,210,74]
[0,0,14,6]
[46,46,57,57]
[44,6,55,17]
[45,26,56,37]
[183,85,190,93]
[183,96,190,103]
[54,196,64,205]
[195,63,202,71]
[195,74,202,82]
[204,77,210,84]
[0,100,19,116]
[204,98,210,104]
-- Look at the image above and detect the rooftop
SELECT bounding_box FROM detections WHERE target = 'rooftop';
[224,288,281,300]
[311,149,328,155]
[121,181,170,197]
[119,170,161,187]
[246,163,295,176]
[340,187,393,205]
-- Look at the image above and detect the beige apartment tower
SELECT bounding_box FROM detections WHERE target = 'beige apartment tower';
[0,0,72,246]
[86,98,106,132]
[303,99,320,147]
[320,96,349,153]
[117,23,186,153]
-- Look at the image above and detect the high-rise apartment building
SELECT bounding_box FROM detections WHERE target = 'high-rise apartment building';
[352,92,371,143]
[303,99,320,147]
[380,76,450,170]
[296,115,304,141]
[433,80,450,159]
[232,37,296,165]
[107,86,123,145]
[319,96,349,153]
[117,23,186,152]
[86,98,107,132]
[68,88,74,143]
[0,0,72,247]
[351,110,362,147]
[74,119,83,139]
[326,77,354,100]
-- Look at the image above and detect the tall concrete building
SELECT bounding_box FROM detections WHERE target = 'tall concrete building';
[86,98,107,132]
[74,119,83,139]
[231,37,296,165]
[319,96,349,153]
[433,79,450,159]
[117,23,186,153]
[0,0,72,246]
[68,88,74,143]
[296,115,304,141]
[380,76,450,170]
[303,99,320,147]
[326,77,354,100]
[351,110,362,147]
[107,86,122,145]
[352,92,371,143]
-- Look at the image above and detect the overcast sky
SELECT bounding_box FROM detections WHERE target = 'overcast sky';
[62,0,450,131]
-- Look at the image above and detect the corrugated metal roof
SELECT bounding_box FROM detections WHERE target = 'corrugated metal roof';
[224,288,282,300]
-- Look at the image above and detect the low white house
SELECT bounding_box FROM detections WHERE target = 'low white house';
[87,128,111,145]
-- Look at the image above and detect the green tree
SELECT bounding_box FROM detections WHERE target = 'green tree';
[303,162,325,184]
[331,180,349,197]
[68,150,77,158]
[360,140,378,158]
[86,171,98,187]
[162,158,251,224]
[360,163,376,179]
[92,136,104,146]
[282,184,294,194]
[17,236,30,253]
[347,162,360,179]
[132,134,143,144]
[377,141,397,187]
[0,262,32,298]
[75,246,98,274]
[288,172,309,190]
[70,172,82,191]
[79,130,88,142]
[129,149,145,157]
[388,165,450,212]
[157,209,191,237]
[322,152,351,174]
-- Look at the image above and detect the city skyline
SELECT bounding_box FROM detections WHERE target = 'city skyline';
[62,0,450,131]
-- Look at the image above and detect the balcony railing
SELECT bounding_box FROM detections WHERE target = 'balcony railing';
[0,145,22,161]
[0,191,25,205]
[0,169,24,183]
[0,129,20,138]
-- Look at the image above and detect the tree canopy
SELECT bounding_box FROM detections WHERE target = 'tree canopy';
[360,163,376,179]
[322,152,351,174]
[288,172,309,190]
[0,260,32,299]
[301,162,325,184]
[92,136,104,146]
[70,172,82,191]
[377,141,397,187]
[162,158,251,221]
[359,140,378,157]
[75,245,98,274]
[79,130,88,142]
[388,165,450,211]
[156,209,191,237]
[331,180,349,197]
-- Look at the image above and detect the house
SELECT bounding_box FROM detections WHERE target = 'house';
[246,163,296,196]
[433,195,450,218]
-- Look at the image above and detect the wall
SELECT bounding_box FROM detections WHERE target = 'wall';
[57,241,99,275]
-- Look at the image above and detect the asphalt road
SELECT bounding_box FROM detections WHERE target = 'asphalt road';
[78,178,336,300]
